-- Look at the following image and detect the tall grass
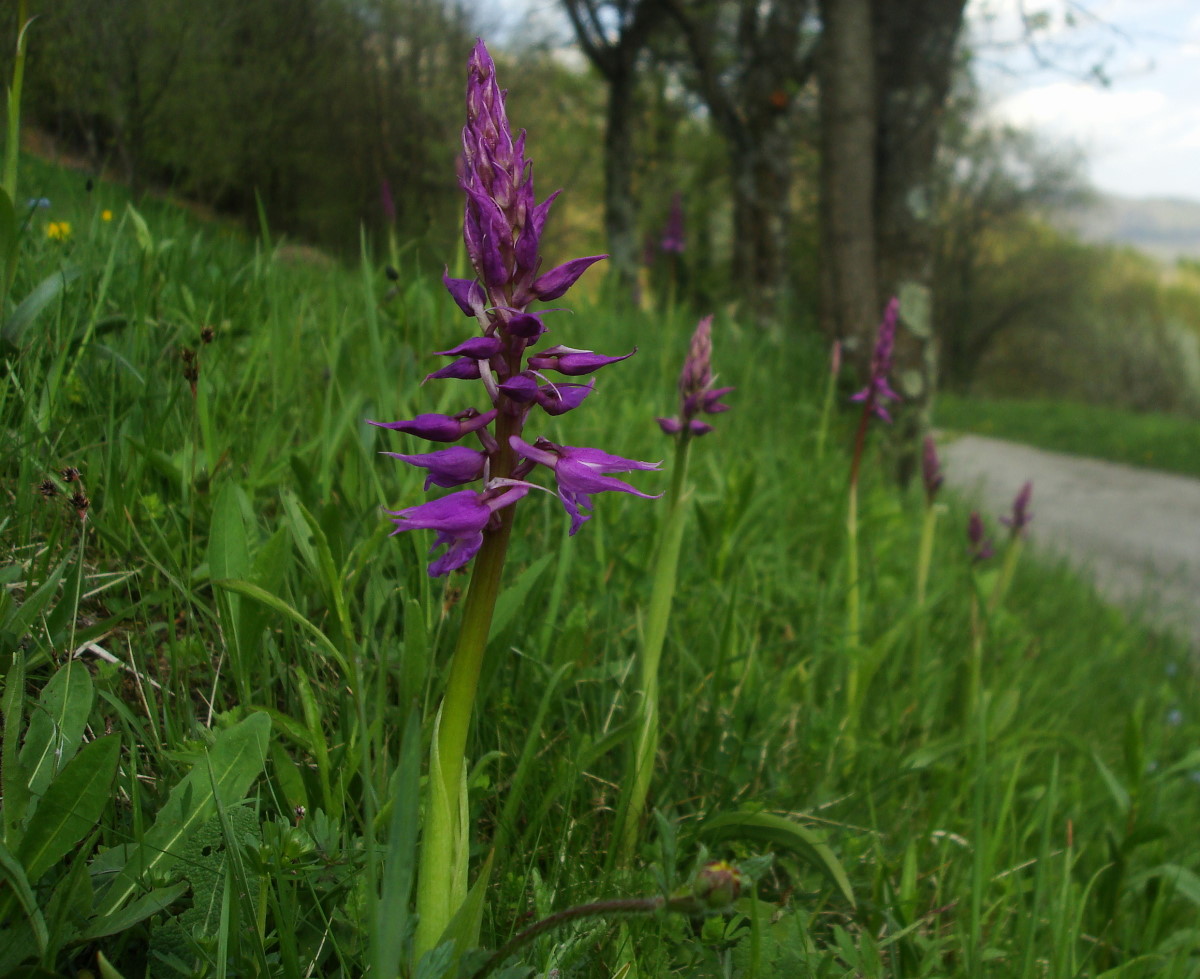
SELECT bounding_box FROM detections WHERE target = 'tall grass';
[2,156,1199,977]
[938,393,1200,478]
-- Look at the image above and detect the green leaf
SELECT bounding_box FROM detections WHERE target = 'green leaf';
[372,711,421,978]
[96,951,129,979]
[95,712,270,916]
[17,734,119,882]
[490,553,554,638]
[700,811,856,908]
[1128,864,1200,908]
[208,482,251,583]
[280,492,351,646]
[5,559,68,641]
[0,185,17,300]
[213,578,350,676]
[0,266,84,345]
[0,838,48,953]
[20,658,95,802]
[125,204,153,253]
[439,848,494,964]
[2,651,30,839]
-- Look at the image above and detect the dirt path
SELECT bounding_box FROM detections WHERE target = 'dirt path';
[939,433,1200,649]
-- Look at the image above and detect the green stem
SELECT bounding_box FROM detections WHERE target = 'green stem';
[470,896,669,979]
[415,419,520,959]
[915,505,938,608]
[966,593,984,730]
[815,348,839,462]
[612,434,691,869]
[988,536,1023,614]
[3,0,29,202]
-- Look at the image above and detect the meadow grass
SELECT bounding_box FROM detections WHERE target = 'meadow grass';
[3,156,1200,977]
[937,393,1200,478]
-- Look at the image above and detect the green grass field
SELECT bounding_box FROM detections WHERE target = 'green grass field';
[937,393,1200,478]
[3,156,1200,977]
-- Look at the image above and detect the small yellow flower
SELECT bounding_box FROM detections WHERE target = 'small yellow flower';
[46,221,72,241]
[101,209,113,222]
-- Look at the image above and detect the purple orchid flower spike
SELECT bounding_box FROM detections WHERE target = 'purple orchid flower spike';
[659,191,686,255]
[967,511,994,563]
[510,436,661,535]
[372,39,656,575]
[387,485,529,577]
[657,315,734,437]
[850,297,901,423]
[1001,481,1033,537]
[380,179,397,225]
[922,435,944,506]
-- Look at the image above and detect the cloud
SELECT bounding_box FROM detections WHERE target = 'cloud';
[992,83,1167,146]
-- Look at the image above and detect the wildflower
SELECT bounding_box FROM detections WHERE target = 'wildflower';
[101,209,113,222]
[922,435,944,505]
[692,860,745,909]
[380,179,396,224]
[967,511,994,563]
[70,491,91,520]
[659,191,686,255]
[850,297,901,422]
[61,467,81,483]
[387,484,529,577]
[374,39,653,576]
[1000,481,1033,536]
[200,325,215,345]
[510,436,660,535]
[657,315,734,437]
[383,446,488,490]
[37,479,58,498]
[46,221,72,241]
[526,344,635,376]
[369,409,497,443]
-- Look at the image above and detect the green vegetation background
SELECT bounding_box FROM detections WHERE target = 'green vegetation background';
[3,154,1200,976]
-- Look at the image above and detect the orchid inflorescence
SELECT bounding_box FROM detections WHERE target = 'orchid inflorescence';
[371,40,659,576]
[656,314,733,438]
[850,295,901,423]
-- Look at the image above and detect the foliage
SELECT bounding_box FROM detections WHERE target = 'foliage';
[950,225,1200,414]
[2,153,1200,976]
[937,394,1200,478]
[13,0,476,254]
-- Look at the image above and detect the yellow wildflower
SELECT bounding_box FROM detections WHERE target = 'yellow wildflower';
[46,221,72,241]
[101,209,113,222]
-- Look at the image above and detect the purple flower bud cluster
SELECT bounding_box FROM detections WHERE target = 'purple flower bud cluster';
[372,41,659,576]
[850,297,901,423]
[1000,481,1033,536]
[967,511,994,563]
[657,315,733,437]
[659,191,686,255]
[967,481,1033,563]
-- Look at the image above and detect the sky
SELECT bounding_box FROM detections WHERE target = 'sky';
[969,0,1200,202]
[487,0,1200,203]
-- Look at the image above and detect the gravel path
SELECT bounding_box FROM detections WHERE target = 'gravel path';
[939,433,1200,649]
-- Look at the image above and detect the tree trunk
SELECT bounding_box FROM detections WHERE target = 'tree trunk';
[871,0,966,483]
[604,65,640,304]
[817,0,877,362]
[729,116,794,328]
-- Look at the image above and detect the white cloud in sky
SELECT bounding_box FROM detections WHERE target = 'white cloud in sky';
[970,0,1200,200]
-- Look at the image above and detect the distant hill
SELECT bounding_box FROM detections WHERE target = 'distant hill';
[1055,193,1200,262]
